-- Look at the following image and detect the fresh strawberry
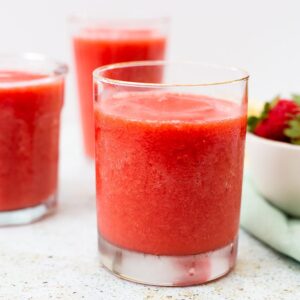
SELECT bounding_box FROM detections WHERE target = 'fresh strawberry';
[248,95,300,144]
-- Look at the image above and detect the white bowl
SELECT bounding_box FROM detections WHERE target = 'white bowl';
[246,132,300,217]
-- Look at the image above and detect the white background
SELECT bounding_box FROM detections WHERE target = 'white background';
[1,0,300,98]
[0,0,300,162]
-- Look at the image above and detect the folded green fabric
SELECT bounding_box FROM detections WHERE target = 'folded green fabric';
[241,177,300,262]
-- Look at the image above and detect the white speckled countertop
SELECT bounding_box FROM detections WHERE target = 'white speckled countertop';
[1,107,300,300]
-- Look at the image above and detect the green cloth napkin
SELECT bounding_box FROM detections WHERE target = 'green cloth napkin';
[241,177,300,262]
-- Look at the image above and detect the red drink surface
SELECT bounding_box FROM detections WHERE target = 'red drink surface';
[95,92,246,256]
[73,28,167,157]
[0,71,64,211]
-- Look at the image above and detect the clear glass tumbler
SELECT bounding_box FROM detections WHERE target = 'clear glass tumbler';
[93,61,248,286]
[70,16,169,158]
[0,53,67,226]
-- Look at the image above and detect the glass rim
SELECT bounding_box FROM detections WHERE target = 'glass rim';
[0,52,68,88]
[68,14,170,27]
[93,60,249,88]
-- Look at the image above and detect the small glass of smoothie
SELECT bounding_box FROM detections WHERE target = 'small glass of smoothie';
[93,61,249,286]
[0,53,67,226]
[70,16,169,158]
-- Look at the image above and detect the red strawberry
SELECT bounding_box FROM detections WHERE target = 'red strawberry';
[248,95,300,143]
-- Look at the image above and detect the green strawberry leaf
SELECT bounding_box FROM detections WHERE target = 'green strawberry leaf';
[247,102,271,132]
[292,94,300,106]
[293,139,300,145]
[247,116,259,132]
[284,115,300,145]
[261,102,271,119]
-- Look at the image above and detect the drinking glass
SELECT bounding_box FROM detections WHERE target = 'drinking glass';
[70,16,169,158]
[0,53,67,226]
[93,61,248,286]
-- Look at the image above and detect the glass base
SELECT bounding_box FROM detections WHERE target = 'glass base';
[99,235,238,286]
[0,194,56,226]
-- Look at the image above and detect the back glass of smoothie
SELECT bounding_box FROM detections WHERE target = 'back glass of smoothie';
[93,61,248,286]
[71,18,168,158]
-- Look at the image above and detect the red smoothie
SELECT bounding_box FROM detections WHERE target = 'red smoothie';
[0,71,64,211]
[73,28,167,157]
[95,91,246,256]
